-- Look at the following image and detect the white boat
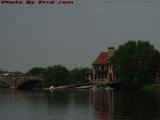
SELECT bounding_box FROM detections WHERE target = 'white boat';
[105,86,114,91]
[91,86,98,91]
[49,86,55,90]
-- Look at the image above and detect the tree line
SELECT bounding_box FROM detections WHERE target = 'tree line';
[25,65,89,87]
[111,40,160,89]
[1,40,160,89]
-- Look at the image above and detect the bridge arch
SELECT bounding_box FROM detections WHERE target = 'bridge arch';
[17,79,42,90]
[0,76,42,90]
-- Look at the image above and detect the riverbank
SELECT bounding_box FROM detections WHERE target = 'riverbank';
[44,82,97,90]
[142,84,160,91]
[43,81,121,91]
[44,82,160,92]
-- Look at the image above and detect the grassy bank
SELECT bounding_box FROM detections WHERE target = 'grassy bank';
[142,84,160,91]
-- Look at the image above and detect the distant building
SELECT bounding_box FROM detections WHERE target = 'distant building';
[0,71,24,77]
[85,47,116,82]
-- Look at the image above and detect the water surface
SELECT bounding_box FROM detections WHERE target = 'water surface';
[0,89,160,120]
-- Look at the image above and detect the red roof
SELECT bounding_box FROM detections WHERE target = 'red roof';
[92,52,108,65]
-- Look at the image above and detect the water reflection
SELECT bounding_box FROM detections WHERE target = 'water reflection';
[41,89,96,120]
[89,90,160,120]
[89,91,118,120]
[0,89,160,120]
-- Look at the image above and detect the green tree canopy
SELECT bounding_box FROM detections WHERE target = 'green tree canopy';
[111,40,159,88]
[70,67,89,83]
[43,65,70,87]
[0,69,2,74]
[25,67,46,77]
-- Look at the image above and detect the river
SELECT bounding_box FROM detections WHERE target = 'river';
[0,89,160,120]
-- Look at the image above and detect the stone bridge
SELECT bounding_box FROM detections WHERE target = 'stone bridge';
[0,76,42,90]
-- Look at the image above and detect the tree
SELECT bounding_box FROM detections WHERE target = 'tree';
[70,67,89,84]
[0,69,2,74]
[25,67,46,78]
[43,65,70,87]
[111,40,159,88]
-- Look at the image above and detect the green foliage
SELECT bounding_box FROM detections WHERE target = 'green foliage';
[143,84,160,91]
[43,65,70,87]
[0,84,9,88]
[70,67,89,83]
[25,67,46,78]
[26,65,89,87]
[111,40,159,88]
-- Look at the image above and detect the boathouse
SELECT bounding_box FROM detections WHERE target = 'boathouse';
[85,47,116,83]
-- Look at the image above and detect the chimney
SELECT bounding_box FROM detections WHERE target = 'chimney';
[108,47,115,58]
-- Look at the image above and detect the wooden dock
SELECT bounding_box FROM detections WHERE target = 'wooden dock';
[53,80,122,89]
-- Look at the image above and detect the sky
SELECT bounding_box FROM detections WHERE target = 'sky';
[0,0,160,72]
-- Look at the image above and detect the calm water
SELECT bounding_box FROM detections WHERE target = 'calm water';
[0,89,160,120]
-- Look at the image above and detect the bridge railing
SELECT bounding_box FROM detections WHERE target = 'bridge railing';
[0,75,41,80]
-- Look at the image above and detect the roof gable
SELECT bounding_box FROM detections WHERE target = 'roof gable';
[92,52,108,65]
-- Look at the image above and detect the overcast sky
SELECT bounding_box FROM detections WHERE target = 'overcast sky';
[0,0,160,72]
